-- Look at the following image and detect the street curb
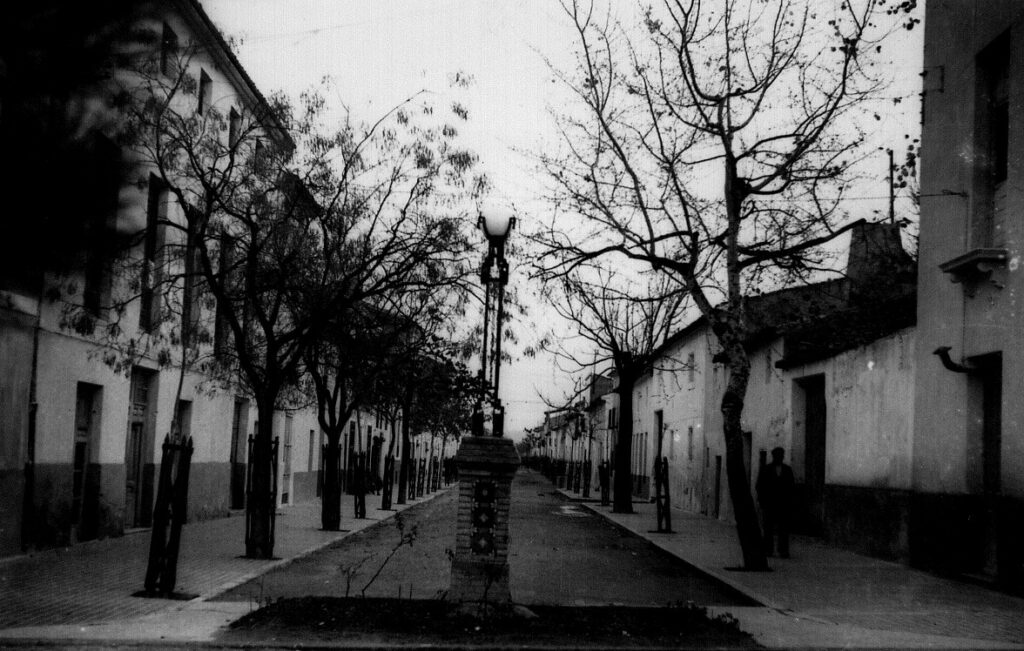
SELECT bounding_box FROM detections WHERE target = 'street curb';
[199,488,451,602]
[0,489,454,647]
[0,641,755,650]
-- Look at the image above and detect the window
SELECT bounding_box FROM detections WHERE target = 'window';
[688,425,694,461]
[82,135,120,315]
[229,107,241,148]
[181,214,204,348]
[974,32,1011,248]
[687,352,695,383]
[197,69,212,114]
[213,230,234,357]
[140,175,167,331]
[988,57,1010,185]
[73,383,102,534]
[82,217,108,315]
[253,138,267,175]
[160,22,178,77]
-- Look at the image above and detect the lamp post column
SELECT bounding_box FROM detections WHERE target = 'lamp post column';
[450,202,519,608]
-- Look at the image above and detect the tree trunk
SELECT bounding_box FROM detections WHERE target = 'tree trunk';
[719,150,769,570]
[612,371,635,514]
[396,402,412,505]
[720,342,769,570]
[246,398,276,559]
[321,433,342,531]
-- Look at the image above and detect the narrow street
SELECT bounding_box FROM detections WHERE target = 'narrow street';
[216,469,755,608]
[510,470,755,606]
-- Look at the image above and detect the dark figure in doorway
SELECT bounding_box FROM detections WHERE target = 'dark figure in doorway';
[598,460,611,507]
[756,446,794,558]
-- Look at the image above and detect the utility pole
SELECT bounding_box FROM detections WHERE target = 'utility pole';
[888,148,895,224]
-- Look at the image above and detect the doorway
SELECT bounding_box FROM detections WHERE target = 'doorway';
[713,454,722,519]
[125,368,156,528]
[281,414,293,505]
[798,374,826,535]
[73,383,102,540]
[968,352,1002,579]
[229,399,248,509]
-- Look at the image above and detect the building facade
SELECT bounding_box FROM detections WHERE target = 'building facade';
[617,222,919,560]
[914,0,1024,588]
[0,0,411,557]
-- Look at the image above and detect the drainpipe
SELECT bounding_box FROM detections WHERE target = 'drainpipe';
[933,346,976,374]
[21,290,43,551]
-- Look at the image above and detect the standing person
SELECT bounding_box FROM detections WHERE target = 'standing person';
[756,447,795,558]
[598,460,611,507]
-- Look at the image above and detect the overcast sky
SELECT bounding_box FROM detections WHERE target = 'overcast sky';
[202,0,588,437]
[201,1,924,439]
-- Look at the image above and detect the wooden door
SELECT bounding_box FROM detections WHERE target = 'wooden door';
[125,370,151,528]
[72,385,96,537]
[229,400,246,509]
[802,375,827,535]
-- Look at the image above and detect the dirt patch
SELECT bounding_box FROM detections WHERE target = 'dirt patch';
[222,596,761,648]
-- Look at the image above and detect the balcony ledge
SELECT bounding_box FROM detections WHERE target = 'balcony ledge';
[939,248,1008,284]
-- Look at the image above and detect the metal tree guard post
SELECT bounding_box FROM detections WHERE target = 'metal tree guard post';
[159,436,193,593]
[143,435,194,595]
[144,436,176,593]
[245,435,279,553]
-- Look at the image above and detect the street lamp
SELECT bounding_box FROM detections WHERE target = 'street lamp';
[473,200,515,438]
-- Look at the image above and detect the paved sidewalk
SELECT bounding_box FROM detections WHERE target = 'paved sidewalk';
[556,478,1024,649]
[0,488,447,643]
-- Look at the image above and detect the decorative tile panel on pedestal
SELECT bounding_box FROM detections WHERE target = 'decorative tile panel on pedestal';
[448,436,519,604]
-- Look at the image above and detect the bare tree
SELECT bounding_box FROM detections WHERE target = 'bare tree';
[537,0,909,568]
[533,264,685,513]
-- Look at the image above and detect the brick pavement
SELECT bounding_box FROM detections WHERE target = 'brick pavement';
[0,490,445,632]
[556,475,1024,648]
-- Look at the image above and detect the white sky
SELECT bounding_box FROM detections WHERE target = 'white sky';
[202,0,584,438]
[201,0,924,440]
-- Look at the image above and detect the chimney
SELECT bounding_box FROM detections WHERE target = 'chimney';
[846,221,915,298]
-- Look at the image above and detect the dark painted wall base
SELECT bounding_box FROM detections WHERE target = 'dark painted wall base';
[0,467,25,556]
[18,461,237,553]
[823,484,911,562]
[809,485,1023,594]
[910,492,1024,593]
[30,462,124,548]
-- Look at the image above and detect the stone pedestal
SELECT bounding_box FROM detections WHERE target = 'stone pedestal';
[448,436,519,604]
